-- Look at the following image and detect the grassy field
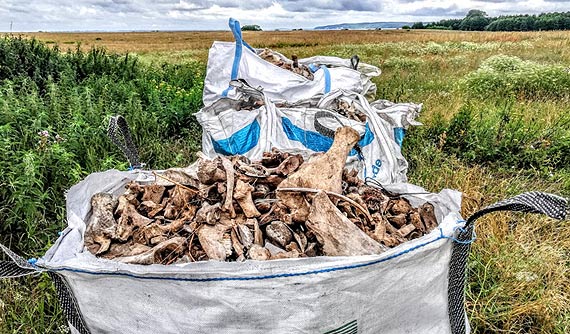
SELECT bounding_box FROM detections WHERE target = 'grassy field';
[1,29,569,333]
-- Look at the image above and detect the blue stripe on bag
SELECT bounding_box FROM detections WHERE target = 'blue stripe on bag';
[49,231,449,282]
[281,117,374,156]
[393,127,405,147]
[320,65,331,94]
[359,123,375,148]
[211,119,260,155]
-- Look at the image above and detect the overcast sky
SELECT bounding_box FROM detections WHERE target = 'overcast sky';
[1,0,570,32]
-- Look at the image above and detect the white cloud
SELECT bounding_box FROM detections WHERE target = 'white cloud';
[0,0,569,31]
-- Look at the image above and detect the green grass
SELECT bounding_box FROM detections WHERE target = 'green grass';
[1,34,569,333]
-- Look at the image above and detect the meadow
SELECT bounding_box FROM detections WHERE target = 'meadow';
[1,29,569,333]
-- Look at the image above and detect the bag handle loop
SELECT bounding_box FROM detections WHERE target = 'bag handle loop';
[107,115,141,170]
[0,242,92,333]
[447,191,569,334]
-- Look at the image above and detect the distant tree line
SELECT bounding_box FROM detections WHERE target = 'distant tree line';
[241,25,262,31]
[411,10,570,31]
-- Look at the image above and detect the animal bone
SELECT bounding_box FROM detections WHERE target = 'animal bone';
[102,242,151,260]
[220,157,236,218]
[115,194,131,216]
[236,223,254,249]
[195,202,221,225]
[234,179,261,218]
[419,202,438,231]
[84,193,119,255]
[138,201,164,218]
[253,219,264,246]
[197,224,231,261]
[265,221,293,248]
[252,184,271,199]
[115,237,187,265]
[163,202,179,220]
[230,228,245,260]
[141,184,166,205]
[278,127,360,222]
[388,214,407,228]
[267,155,304,176]
[197,158,226,185]
[389,198,413,215]
[170,185,196,208]
[371,213,387,243]
[125,181,144,198]
[397,224,416,238]
[248,244,271,260]
[157,168,200,188]
[261,148,290,167]
[293,231,307,253]
[304,242,317,257]
[116,202,153,242]
[271,249,301,260]
[254,199,272,213]
[409,211,426,233]
[307,191,385,256]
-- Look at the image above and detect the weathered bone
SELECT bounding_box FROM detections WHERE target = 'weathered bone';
[195,202,221,225]
[388,214,407,228]
[138,201,164,218]
[409,211,426,233]
[116,203,153,242]
[231,228,245,260]
[220,157,236,218]
[197,224,231,261]
[102,242,151,259]
[115,237,187,265]
[234,179,261,218]
[248,244,271,260]
[236,223,254,249]
[253,219,264,246]
[142,184,166,205]
[419,202,438,231]
[398,224,416,238]
[197,158,226,185]
[265,221,293,248]
[390,198,413,215]
[307,191,385,256]
[84,193,119,255]
[278,127,360,222]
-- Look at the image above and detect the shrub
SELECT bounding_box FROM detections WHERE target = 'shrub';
[241,25,262,31]
[463,55,570,98]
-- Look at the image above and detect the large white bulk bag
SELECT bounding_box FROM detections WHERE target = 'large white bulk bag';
[203,18,380,106]
[197,82,409,184]
[2,171,566,334]
[369,99,423,147]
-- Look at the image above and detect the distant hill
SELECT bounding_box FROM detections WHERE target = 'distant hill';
[314,22,413,30]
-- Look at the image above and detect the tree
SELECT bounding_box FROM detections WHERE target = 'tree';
[460,15,489,31]
[411,22,425,29]
[466,9,487,18]
[241,25,262,31]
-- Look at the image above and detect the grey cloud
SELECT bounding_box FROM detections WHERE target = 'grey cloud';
[213,0,274,10]
[404,4,466,17]
[281,0,381,12]
[473,0,515,3]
